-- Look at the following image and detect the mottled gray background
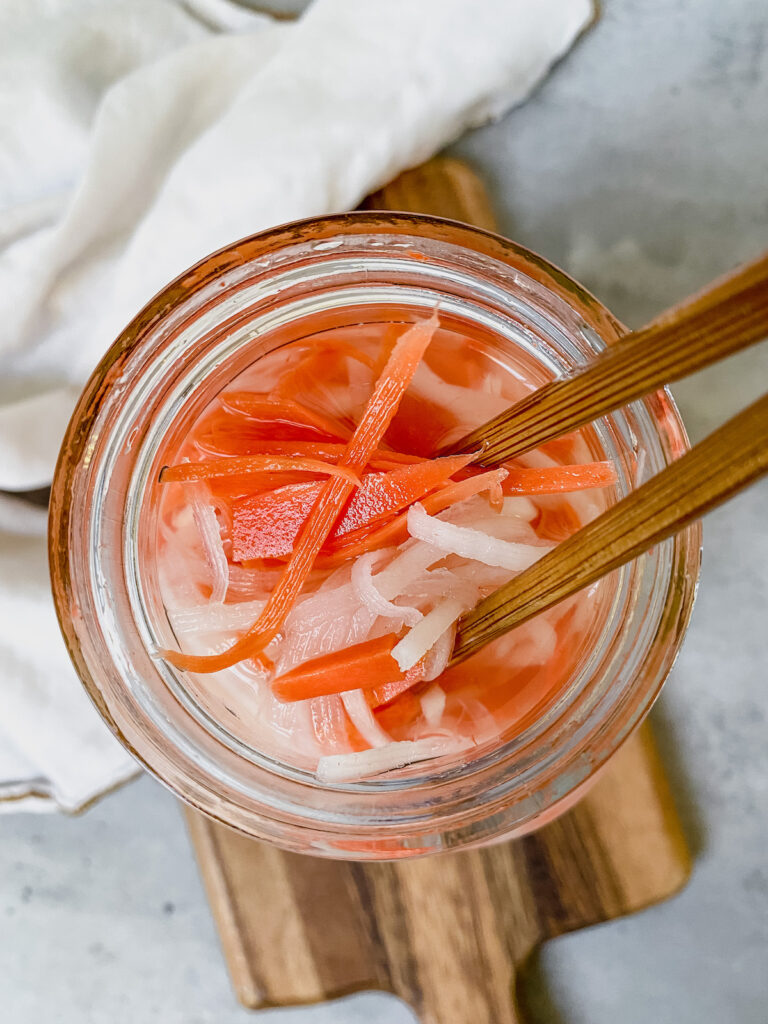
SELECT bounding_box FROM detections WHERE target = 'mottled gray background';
[2,0,767,1021]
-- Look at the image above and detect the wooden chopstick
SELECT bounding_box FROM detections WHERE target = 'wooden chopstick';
[452,391,768,663]
[447,251,768,465]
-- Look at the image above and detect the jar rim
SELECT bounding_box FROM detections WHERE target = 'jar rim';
[49,213,702,857]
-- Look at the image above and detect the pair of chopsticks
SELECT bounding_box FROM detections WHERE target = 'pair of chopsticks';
[446,252,768,663]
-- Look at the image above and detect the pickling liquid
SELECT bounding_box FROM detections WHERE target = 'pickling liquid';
[155,315,616,779]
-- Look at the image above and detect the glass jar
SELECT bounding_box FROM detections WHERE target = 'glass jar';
[49,213,700,859]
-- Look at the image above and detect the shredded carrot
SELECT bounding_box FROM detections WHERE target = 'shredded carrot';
[162,312,439,674]
[228,440,423,469]
[222,393,351,440]
[231,481,322,560]
[502,462,617,495]
[160,455,360,485]
[374,690,424,734]
[272,635,404,702]
[317,467,507,566]
[230,452,472,561]
[364,665,425,710]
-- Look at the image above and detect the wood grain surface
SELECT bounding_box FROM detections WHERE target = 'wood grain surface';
[184,157,692,1024]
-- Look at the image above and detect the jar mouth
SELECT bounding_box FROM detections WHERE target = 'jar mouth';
[49,213,701,857]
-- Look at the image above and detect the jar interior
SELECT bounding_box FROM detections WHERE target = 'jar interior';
[132,296,635,783]
[54,218,697,855]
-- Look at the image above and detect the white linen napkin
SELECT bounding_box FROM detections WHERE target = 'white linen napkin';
[0,0,592,812]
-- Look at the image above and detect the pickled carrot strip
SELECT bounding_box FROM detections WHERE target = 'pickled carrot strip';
[272,635,404,702]
[222,393,352,440]
[374,690,424,734]
[318,468,507,566]
[333,453,473,535]
[231,440,423,469]
[160,455,360,485]
[365,669,424,710]
[233,481,323,561]
[502,461,617,495]
[231,453,472,560]
[162,313,438,674]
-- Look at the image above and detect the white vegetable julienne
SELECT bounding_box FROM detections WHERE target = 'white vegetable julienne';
[502,496,538,521]
[188,482,228,604]
[340,690,391,748]
[277,602,376,675]
[392,596,468,671]
[446,560,518,593]
[420,684,446,727]
[407,503,548,572]
[227,563,281,601]
[351,551,422,627]
[411,361,510,433]
[168,598,265,636]
[508,617,558,665]
[469,516,541,544]
[373,538,444,601]
[422,625,456,681]
[317,736,471,783]
[310,695,350,751]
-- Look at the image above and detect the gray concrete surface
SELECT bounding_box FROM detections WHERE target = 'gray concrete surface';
[2,0,767,1021]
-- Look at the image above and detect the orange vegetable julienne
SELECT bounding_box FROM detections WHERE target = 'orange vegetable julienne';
[160,455,360,486]
[230,440,424,469]
[272,634,404,702]
[317,467,507,567]
[502,461,618,495]
[230,452,473,561]
[161,312,439,675]
[222,393,352,441]
[374,689,424,734]
[364,666,425,710]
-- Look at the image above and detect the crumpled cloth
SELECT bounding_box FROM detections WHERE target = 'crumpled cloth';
[0,0,591,812]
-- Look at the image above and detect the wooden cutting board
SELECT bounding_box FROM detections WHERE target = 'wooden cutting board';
[184,157,691,1024]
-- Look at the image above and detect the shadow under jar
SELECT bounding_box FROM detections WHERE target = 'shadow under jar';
[49,213,701,859]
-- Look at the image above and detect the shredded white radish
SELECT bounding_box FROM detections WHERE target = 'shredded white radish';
[227,563,281,600]
[317,736,468,782]
[407,503,550,572]
[340,690,391,748]
[188,483,228,603]
[439,494,499,527]
[469,516,541,544]
[168,599,265,636]
[351,552,422,627]
[501,496,538,521]
[373,539,444,601]
[420,684,446,727]
[446,560,517,593]
[422,625,456,681]
[509,617,558,665]
[411,361,510,430]
[392,596,468,672]
[277,603,376,675]
[310,696,350,751]
[456,697,500,744]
